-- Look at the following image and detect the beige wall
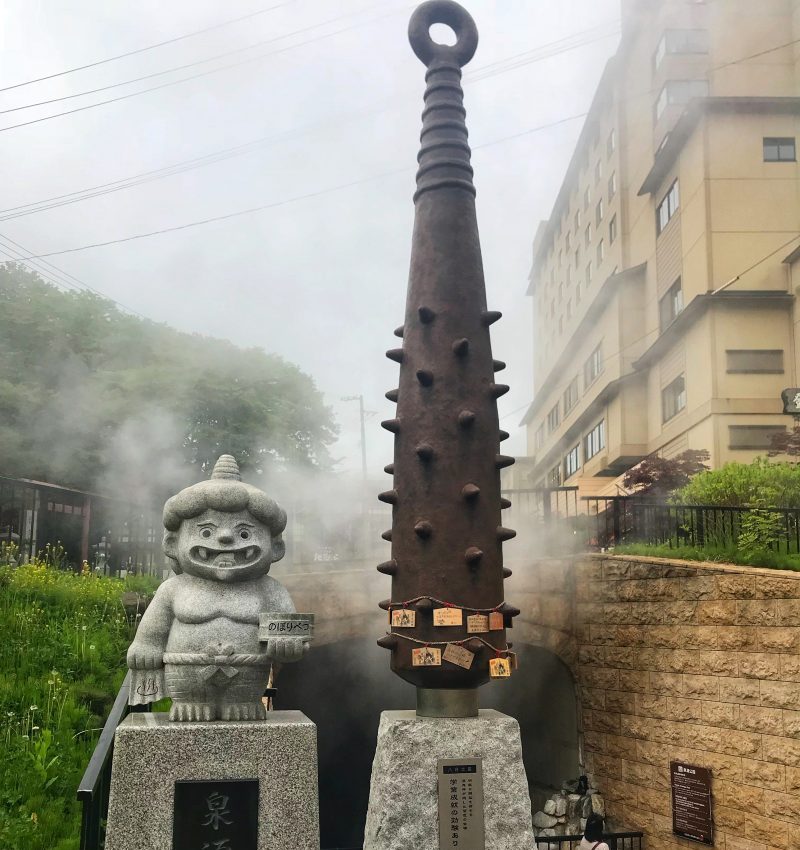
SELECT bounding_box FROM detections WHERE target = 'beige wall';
[514,551,800,850]
[525,0,800,495]
[575,554,800,850]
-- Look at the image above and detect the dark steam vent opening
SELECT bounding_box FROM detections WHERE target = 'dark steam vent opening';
[275,640,578,848]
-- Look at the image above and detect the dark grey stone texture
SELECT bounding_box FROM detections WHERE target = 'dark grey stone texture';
[105,711,319,850]
[363,709,533,850]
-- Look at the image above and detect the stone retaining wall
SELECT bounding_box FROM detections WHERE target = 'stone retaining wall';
[574,555,800,850]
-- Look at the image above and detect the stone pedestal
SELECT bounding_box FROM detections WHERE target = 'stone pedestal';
[105,711,319,850]
[364,709,533,850]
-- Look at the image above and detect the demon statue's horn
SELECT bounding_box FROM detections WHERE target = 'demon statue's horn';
[378,0,516,718]
[211,454,242,481]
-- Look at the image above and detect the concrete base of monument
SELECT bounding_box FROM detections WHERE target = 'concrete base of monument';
[363,709,534,850]
[105,711,319,850]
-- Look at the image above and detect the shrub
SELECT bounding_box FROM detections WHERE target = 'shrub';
[675,457,800,508]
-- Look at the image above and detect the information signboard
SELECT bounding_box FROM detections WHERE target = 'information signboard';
[671,761,713,845]
[782,388,800,415]
[437,758,485,850]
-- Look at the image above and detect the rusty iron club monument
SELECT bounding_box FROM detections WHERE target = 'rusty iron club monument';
[365,3,534,847]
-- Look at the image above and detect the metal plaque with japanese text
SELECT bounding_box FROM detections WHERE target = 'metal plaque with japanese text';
[173,778,259,850]
[437,758,485,850]
[671,761,713,845]
[782,388,800,415]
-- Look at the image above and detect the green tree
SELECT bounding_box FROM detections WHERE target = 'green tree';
[0,263,337,492]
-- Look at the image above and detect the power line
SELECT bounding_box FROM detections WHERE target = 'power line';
[0,2,399,116]
[0,232,150,319]
[0,22,616,221]
[518,232,800,428]
[0,2,296,94]
[11,112,589,261]
[0,3,411,134]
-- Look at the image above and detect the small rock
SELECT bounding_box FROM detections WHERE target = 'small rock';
[544,799,556,816]
[591,795,605,817]
[581,797,592,818]
[533,812,559,829]
[567,819,581,835]
[540,828,556,837]
[554,796,567,817]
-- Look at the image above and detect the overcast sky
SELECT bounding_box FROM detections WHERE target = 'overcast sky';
[0,0,620,475]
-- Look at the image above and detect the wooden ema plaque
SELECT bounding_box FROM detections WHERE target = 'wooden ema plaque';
[173,779,259,850]
[671,761,713,845]
[437,758,485,850]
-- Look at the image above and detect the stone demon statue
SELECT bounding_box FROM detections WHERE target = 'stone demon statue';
[127,455,307,721]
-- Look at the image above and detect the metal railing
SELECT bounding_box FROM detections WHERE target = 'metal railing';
[77,671,148,850]
[502,487,584,555]
[583,496,800,552]
[535,832,644,850]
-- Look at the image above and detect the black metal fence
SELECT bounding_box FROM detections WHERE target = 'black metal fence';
[77,671,149,850]
[583,496,800,552]
[501,487,586,555]
[535,832,644,850]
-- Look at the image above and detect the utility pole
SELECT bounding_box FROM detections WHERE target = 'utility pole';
[341,395,368,480]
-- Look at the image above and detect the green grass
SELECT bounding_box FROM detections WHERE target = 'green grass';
[612,542,800,571]
[0,547,155,850]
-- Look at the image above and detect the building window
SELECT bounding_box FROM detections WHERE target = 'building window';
[608,171,617,199]
[584,420,605,460]
[558,282,564,301]
[585,262,592,286]
[584,187,591,209]
[655,79,709,121]
[726,350,784,374]
[565,231,571,251]
[576,281,582,303]
[609,214,617,244]
[564,444,581,478]
[550,300,555,317]
[662,374,686,422]
[657,179,680,235]
[548,464,562,487]
[534,424,544,450]
[574,209,581,231]
[584,343,603,388]
[585,223,592,247]
[595,161,602,183]
[563,376,579,415]
[659,278,684,330]
[596,239,604,266]
[566,265,572,284]
[574,248,580,269]
[547,403,560,434]
[729,425,786,450]
[654,29,709,71]
[763,137,796,162]
[607,128,616,156]
[596,198,604,226]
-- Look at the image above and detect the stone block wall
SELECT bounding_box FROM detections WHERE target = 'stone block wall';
[574,555,800,850]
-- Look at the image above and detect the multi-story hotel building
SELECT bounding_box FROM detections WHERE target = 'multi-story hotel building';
[522,0,800,496]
